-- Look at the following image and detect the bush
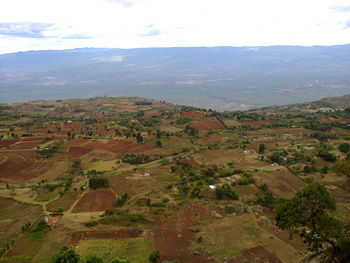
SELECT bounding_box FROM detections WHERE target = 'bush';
[224,205,236,214]
[89,176,109,189]
[215,184,239,200]
[116,192,129,206]
[51,247,80,263]
[338,143,350,153]
[149,250,160,263]
[237,176,255,185]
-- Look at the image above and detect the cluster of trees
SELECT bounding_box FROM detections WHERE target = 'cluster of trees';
[122,153,151,164]
[184,125,198,136]
[116,192,129,206]
[38,144,60,158]
[50,246,161,263]
[215,184,239,200]
[71,159,83,176]
[89,176,109,189]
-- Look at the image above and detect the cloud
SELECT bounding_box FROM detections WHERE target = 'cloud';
[331,6,350,12]
[61,33,93,39]
[140,25,162,37]
[105,0,140,8]
[91,56,124,62]
[345,19,350,29]
[0,22,53,38]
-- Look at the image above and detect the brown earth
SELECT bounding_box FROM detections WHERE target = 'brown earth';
[228,246,283,263]
[153,206,212,263]
[182,112,214,119]
[192,120,225,130]
[72,189,116,212]
[0,139,19,149]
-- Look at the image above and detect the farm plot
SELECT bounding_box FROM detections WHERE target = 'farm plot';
[153,206,212,263]
[192,120,225,130]
[0,152,53,182]
[182,112,214,119]
[47,191,81,212]
[0,139,18,149]
[0,197,42,246]
[75,237,153,263]
[72,189,116,212]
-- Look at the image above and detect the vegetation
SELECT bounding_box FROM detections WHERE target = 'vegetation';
[89,176,109,189]
[276,183,350,262]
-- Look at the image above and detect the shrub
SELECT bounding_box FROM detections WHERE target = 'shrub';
[149,250,160,263]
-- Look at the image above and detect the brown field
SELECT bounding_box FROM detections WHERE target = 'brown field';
[154,205,212,263]
[64,146,93,158]
[72,189,116,212]
[182,112,214,119]
[0,152,53,182]
[0,139,19,149]
[192,120,224,130]
[228,246,283,263]
[8,141,41,150]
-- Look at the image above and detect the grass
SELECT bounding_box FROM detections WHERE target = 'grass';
[87,160,115,172]
[76,238,154,263]
[46,191,80,212]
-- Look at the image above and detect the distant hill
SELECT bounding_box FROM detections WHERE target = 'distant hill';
[1,45,350,110]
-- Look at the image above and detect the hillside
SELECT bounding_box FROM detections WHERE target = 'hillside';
[0,96,349,263]
[1,45,350,110]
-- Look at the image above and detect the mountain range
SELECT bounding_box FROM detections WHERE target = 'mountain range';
[1,45,350,110]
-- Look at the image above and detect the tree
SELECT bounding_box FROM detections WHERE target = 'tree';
[338,143,350,153]
[148,250,160,263]
[276,182,350,262]
[51,247,80,263]
[85,255,104,263]
[258,144,266,154]
[333,160,350,178]
[110,258,130,263]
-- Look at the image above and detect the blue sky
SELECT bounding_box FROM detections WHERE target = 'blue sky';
[0,0,350,54]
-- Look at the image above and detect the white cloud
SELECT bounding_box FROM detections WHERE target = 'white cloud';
[0,0,349,54]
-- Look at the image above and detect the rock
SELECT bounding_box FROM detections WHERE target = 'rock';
[211,210,223,219]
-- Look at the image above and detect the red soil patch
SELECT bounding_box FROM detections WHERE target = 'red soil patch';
[228,246,283,263]
[8,141,41,150]
[0,152,53,182]
[192,120,224,130]
[73,189,116,212]
[0,139,18,149]
[182,112,214,119]
[71,229,143,246]
[153,206,212,263]
[65,146,92,158]
[64,122,84,129]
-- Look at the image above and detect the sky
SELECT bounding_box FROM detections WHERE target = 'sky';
[0,0,350,54]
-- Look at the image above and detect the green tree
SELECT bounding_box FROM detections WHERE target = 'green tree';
[51,247,80,263]
[148,250,160,263]
[85,255,104,263]
[110,258,130,263]
[338,143,350,153]
[258,144,266,154]
[276,182,349,261]
[333,160,350,178]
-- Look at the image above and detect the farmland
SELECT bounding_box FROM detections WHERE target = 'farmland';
[0,96,349,262]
